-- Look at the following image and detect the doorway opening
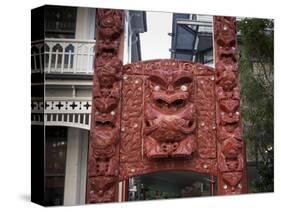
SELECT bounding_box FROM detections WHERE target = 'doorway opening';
[127,171,217,201]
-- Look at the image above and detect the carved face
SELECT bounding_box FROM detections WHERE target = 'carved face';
[217,70,237,92]
[145,103,196,142]
[222,172,243,194]
[93,159,109,176]
[96,40,120,57]
[215,18,237,64]
[148,70,193,112]
[144,69,196,159]
[220,110,240,130]
[218,125,242,142]
[97,9,123,39]
[217,39,237,62]
[89,176,117,202]
[221,137,242,159]
[220,99,239,114]
[92,128,118,148]
[93,85,120,114]
[95,56,122,88]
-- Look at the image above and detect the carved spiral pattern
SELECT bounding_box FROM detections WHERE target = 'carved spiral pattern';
[87,9,124,203]
[214,16,247,195]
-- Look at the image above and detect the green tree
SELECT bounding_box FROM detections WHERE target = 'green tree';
[238,18,274,192]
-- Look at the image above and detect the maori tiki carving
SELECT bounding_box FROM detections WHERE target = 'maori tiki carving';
[214,16,247,194]
[87,9,124,203]
[144,66,197,159]
[86,12,248,202]
[120,60,217,179]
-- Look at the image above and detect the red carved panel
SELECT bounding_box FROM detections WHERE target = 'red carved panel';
[88,12,248,203]
[120,75,144,163]
[214,16,247,195]
[87,9,124,203]
[196,75,217,159]
[119,59,217,180]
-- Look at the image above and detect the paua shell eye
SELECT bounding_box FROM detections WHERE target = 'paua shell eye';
[154,85,161,91]
[180,85,187,91]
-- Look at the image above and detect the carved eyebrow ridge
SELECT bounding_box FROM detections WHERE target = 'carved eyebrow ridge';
[148,70,168,87]
[173,71,193,86]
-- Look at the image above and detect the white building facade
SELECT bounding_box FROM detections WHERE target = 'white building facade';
[31,5,146,206]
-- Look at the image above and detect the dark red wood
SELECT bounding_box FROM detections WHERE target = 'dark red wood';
[213,16,247,195]
[87,13,247,204]
[124,180,129,201]
[87,9,124,203]
[119,60,217,180]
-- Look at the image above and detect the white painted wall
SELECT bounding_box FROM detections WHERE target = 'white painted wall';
[75,7,96,40]
[63,127,89,205]
[73,7,96,73]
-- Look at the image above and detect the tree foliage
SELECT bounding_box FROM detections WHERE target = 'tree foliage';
[238,18,274,192]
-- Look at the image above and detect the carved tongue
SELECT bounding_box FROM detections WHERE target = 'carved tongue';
[222,172,242,187]
[220,99,239,113]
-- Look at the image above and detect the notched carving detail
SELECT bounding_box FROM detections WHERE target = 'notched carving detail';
[95,56,122,88]
[219,137,243,172]
[87,8,124,203]
[221,172,243,194]
[97,9,123,40]
[214,16,238,64]
[88,176,117,203]
[214,16,246,195]
[93,82,120,114]
[196,76,216,159]
[95,9,123,56]
[120,75,143,163]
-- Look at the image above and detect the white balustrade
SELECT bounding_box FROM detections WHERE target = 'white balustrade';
[31,99,92,130]
[31,38,96,74]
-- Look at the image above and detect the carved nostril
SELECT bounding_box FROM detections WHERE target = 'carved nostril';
[156,99,167,108]
[173,99,184,106]
[145,120,151,127]
[155,98,186,110]
[171,99,185,109]
[187,120,194,128]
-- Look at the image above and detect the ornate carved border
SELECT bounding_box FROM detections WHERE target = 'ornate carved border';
[214,16,247,194]
[87,9,124,203]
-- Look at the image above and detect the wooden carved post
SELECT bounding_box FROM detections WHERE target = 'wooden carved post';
[87,9,124,203]
[214,16,247,194]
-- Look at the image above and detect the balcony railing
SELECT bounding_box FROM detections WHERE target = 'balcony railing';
[31,38,96,75]
[31,98,92,130]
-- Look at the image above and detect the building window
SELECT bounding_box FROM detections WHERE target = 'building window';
[45,126,68,206]
[203,49,213,64]
[45,6,77,38]
[197,48,213,65]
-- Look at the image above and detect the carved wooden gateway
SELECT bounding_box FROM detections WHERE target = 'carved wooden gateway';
[87,9,247,203]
